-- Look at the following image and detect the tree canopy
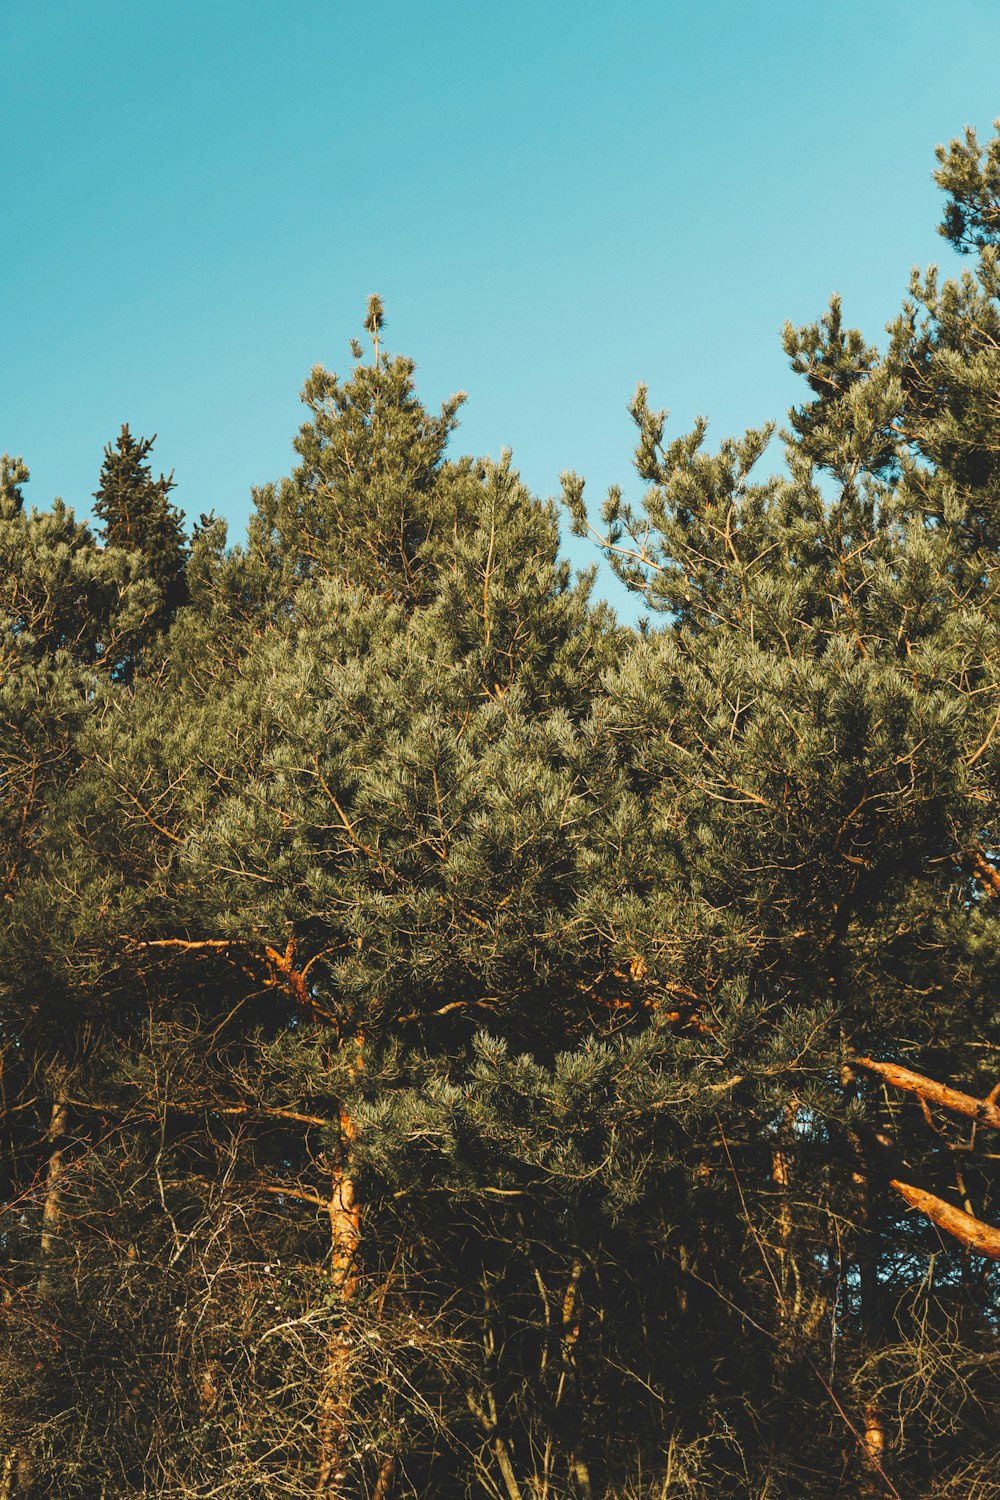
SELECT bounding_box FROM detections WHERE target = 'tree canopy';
[4,128,1000,1499]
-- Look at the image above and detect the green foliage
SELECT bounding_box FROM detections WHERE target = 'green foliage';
[6,123,1000,1497]
[247,320,475,609]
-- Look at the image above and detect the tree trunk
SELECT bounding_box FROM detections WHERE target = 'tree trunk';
[862,1399,887,1472]
[38,1088,69,1284]
[772,1109,795,1320]
[315,1107,361,1496]
[857,1152,889,1493]
[371,1453,396,1500]
[6,1082,70,1494]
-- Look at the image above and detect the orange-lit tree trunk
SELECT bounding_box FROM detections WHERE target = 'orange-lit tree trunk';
[862,1399,887,1479]
[771,1099,798,1325]
[856,1148,888,1492]
[315,1108,361,1495]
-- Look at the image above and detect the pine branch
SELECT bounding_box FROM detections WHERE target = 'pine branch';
[257,1182,335,1211]
[124,935,343,1027]
[854,1054,1000,1131]
[65,1096,332,1129]
[970,844,1000,897]
[887,1176,1000,1260]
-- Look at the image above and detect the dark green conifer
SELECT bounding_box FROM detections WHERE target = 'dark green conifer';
[8,130,1000,1497]
[93,424,187,671]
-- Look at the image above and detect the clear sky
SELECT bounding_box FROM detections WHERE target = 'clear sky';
[4,0,999,609]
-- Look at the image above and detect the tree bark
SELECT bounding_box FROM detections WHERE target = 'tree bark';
[852,1125,891,1496]
[853,1055,1000,1132]
[315,1107,361,1496]
[854,1061,1000,1258]
[39,1089,69,1276]
[887,1175,1000,1259]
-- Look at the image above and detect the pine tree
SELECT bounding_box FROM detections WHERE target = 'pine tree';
[13,312,635,1496]
[8,126,1000,1495]
[248,296,476,609]
[563,121,1000,1496]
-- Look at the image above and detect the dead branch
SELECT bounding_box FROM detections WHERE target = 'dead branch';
[854,1055,1000,1132]
[888,1175,1000,1260]
[256,1183,335,1212]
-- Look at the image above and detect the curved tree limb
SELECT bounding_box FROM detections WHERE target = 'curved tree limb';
[854,1055,1000,1131]
[887,1176,1000,1260]
[859,1118,1000,1260]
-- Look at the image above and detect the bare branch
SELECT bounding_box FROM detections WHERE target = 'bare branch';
[888,1175,1000,1260]
[854,1055,1000,1132]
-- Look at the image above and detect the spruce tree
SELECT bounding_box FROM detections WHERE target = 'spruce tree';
[93,424,187,674]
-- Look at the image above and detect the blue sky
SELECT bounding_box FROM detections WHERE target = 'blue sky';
[4,0,999,608]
